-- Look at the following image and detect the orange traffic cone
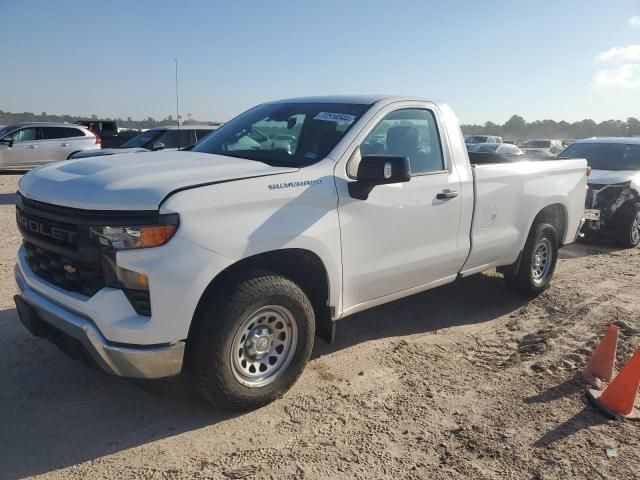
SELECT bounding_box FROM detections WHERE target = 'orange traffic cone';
[583,324,619,383]
[588,349,640,420]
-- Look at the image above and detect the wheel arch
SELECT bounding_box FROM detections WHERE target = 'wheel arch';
[499,203,567,277]
[190,248,335,344]
[530,203,568,247]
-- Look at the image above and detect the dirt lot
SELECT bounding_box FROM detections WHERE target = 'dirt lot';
[0,173,638,480]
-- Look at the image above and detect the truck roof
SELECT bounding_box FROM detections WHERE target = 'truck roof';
[268,95,441,106]
[573,137,640,145]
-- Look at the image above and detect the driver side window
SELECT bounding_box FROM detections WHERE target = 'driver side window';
[360,109,444,175]
[12,128,39,142]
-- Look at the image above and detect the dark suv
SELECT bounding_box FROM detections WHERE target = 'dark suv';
[70,125,218,159]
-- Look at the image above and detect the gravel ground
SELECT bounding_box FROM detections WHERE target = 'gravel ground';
[0,173,638,480]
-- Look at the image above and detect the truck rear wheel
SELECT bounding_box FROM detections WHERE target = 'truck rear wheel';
[187,271,315,411]
[504,222,558,297]
[613,203,640,248]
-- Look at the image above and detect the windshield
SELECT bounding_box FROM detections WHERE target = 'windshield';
[0,125,18,139]
[120,130,162,148]
[524,140,552,148]
[192,102,370,166]
[465,136,488,144]
[559,143,640,171]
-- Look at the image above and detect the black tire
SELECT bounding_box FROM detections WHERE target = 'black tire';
[504,222,558,297]
[613,203,640,248]
[187,271,315,411]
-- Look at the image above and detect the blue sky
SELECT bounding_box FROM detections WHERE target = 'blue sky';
[1,0,640,124]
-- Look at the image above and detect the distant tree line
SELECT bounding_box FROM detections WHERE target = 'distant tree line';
[461,115,640,141]
[3,109,640,140]
[0,110,220,130]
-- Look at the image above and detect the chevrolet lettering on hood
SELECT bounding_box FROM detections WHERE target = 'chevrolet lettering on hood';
[16,210,78,245]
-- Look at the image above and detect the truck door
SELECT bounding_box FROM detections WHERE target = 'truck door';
[337,106,466,311]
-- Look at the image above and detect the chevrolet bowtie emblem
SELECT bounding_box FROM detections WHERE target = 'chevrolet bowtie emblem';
[63,264,76,274]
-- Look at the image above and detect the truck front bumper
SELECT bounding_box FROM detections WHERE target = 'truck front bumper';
[14,265,184,379]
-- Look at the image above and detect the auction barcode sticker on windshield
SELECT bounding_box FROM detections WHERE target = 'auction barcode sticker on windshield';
[314,112,356,124]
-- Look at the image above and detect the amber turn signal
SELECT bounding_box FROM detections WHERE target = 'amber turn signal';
[138,224,178,248]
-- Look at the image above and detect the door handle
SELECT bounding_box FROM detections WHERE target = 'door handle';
[61,143,69,147]
[436,189,458,200]
[26,145,37,149]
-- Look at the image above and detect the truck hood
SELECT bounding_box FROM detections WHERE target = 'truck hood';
[588,169,640,188]
[70,148,149,159]
[19,151,298,210]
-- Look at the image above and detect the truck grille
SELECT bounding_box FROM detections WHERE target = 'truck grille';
[16,194,106,298]
[16,194,156,315]
[23,241,104,296]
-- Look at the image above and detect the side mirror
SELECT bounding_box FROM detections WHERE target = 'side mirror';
[348,154,411,200]
[151,141,165,151]
[1,137,14,148]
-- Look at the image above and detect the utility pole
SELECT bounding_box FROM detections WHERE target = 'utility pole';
[175,58,180,147]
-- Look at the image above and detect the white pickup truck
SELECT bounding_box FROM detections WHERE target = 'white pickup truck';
[14,96,587,410]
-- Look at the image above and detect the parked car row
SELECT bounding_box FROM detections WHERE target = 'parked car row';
[70,125,217,159]
[0,123,218,168]
[466,143,524,155]
[466,136,576,155]
[464,135,640,248]
[521,139,565,157]
[464,134,503,144]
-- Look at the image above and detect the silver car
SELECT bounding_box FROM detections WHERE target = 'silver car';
[0,122,100,170]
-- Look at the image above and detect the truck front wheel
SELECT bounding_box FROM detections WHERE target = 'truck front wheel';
[188,271,315,411]
[504,222,558,297]
[613,203,640,248]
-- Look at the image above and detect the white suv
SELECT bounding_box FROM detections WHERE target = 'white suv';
[0,122,100,170]
[521,139,564,157]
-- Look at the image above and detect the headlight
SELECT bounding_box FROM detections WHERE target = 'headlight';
[90,214,179,250]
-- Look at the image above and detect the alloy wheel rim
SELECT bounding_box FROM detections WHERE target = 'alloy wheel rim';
[531,238,553,286]
[230,305,298,388]
[632,213,640,244]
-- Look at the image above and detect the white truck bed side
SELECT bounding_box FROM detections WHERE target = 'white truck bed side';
[461,159,587,276]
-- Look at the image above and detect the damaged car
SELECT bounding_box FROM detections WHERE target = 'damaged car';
[559,138,640,247]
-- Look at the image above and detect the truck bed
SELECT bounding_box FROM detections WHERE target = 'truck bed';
[460,159,588,276]
[467,152,556,165]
